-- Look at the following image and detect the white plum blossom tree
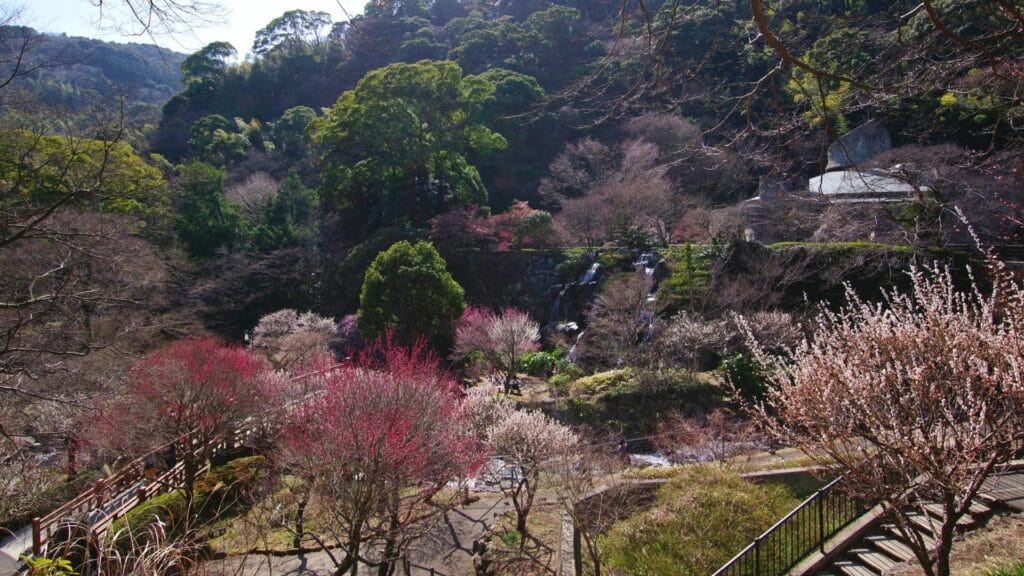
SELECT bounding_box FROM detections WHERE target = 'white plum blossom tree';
[486,409,579,537]
[747,260,1024,576]
[252,309,336,369]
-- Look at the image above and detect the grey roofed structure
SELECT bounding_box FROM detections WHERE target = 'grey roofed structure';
[808,169,924,203]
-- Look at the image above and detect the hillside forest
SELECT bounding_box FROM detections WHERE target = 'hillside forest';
[2,0,1024,575]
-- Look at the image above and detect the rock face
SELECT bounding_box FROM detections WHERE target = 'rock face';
[442,250,565,322]
[826,121,892,170]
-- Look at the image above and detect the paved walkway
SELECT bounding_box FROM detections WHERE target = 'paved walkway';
[200,496,511,576]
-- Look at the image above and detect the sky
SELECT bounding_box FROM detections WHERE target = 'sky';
[21,0,366,56]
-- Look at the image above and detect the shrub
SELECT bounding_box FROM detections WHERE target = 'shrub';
[719,353,768,399]
[658,243,711,313]
[522,350,562,376]
[569,369,633,396]
[600,465,802,576]
[629,369,718,398]
[556,251,593,281]
[110,456,267,551]
[555,358,584,379]
[658,312,738,370]
[111,491,189,551]
[596,249,632,269]
[548,372,574,393]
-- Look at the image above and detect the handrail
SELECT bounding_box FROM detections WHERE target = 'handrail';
[710,474,862,576]
[29,364,343,557]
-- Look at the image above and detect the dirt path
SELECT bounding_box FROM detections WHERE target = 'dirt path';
[200,495,511,576]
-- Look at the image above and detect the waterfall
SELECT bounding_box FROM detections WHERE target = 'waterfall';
[578,262,600,284]
[567,330,586,362]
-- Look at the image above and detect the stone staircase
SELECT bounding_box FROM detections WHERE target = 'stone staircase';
[813,471,1024,576]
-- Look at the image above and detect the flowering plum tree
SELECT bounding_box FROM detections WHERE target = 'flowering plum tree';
[748,260,1024,576]
[90,338,278,498]
[252,309,336,370]
[452,307,540,393]
[486,409,578,536]
[280,338,483,576]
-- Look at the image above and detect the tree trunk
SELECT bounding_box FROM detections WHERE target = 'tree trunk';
[347,523,362,576]
[515,477,535,540]
[293,484,311,548]
[582,530,601,576]
[378,489,401,576]
[933,506,957,576]
[66,436,78,482]
[332,554,356,576]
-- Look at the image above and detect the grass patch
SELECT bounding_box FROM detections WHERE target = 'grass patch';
[600,465,807,576]
[562,369,722,436]
[768,241,916,253]
[488,502,563,576]
[988,564,1024,576]
[758,472,829,500]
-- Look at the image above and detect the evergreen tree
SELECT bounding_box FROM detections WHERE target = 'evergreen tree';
[357,240,465,350]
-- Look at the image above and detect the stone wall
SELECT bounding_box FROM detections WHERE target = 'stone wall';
[441,249,566,321]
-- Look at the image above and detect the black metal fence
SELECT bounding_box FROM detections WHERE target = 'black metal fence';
[710,476,863,576]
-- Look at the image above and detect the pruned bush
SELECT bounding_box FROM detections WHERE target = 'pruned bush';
[569,369,633,396]
[548,372,575,393]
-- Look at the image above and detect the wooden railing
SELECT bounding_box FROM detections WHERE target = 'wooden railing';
[710,476,863,576]
[29,366,335,557]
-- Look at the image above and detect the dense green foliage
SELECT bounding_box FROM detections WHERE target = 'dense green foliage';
[172,162,242,257]
[314,60,505,239]
[358,240,465,349]
[0,130,169,219]
[0,27,185,108]
[252,172,318,252]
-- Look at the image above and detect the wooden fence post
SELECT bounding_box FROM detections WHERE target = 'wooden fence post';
[32,517,42,555]
[94,479,106,508]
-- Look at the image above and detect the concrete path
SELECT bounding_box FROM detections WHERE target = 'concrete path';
[200,496,511,576]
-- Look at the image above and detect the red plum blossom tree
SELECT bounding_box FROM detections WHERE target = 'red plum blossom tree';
[280,338,484,576]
